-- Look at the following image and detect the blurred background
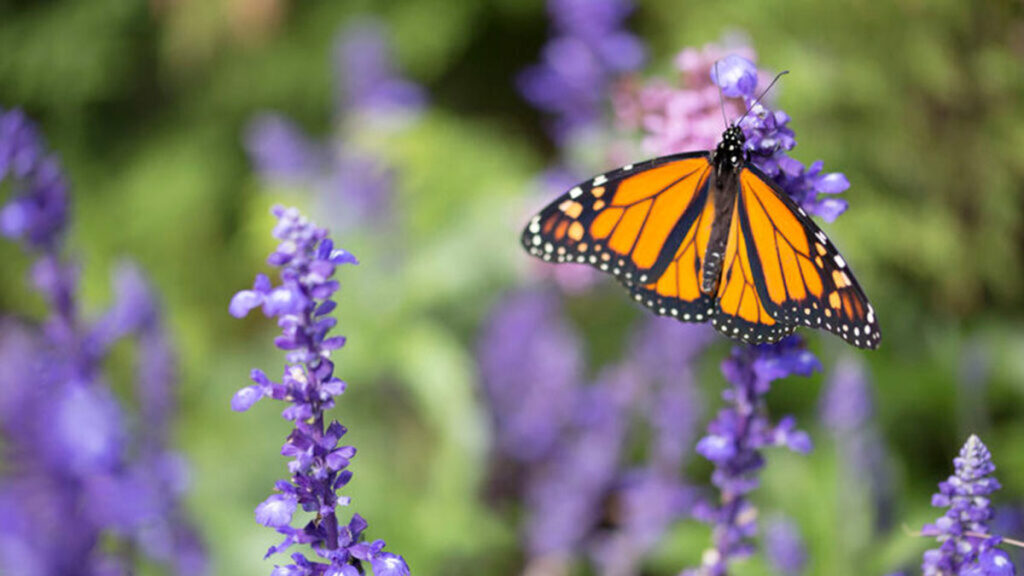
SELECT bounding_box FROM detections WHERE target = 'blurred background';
[1,0,1023,575]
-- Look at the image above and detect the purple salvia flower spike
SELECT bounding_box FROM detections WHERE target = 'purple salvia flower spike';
[922,435,1016,576]
[710,54,759,98]
[232,205,406,575]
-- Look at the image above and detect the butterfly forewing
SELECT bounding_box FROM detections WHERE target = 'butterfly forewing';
[521,152,713,289]
[629,188,717,322]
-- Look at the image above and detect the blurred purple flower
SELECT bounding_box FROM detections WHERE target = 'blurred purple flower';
[765,516,807,576]
[588,320,710,574]
[479,300,710,570]
[993,506,1024,569]
[627,318,711,473]
[245,19,422,231]
[245,114,328,184]
[820,356,873,432]
[820,356,895,533]
[0,108,68,249]
[519,0,645,142]
[922,435,1015,576]
[478,289,583,463]
[0,110,205,576]
[335,19,426,115]
[231,205,406,575]
[526,365,637,557]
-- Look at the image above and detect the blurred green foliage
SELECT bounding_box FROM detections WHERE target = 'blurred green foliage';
[1,0,1024,574]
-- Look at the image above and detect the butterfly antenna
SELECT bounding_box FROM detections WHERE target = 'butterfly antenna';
[715,61,729,127]
[736,70,789,127]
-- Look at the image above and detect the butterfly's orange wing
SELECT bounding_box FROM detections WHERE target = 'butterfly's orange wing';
[735,166,881,349]
[522,153,716,319]
[710,190,796,344]
[629,180,717,322]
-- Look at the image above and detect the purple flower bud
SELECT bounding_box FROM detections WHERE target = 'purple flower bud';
[711,54,759,98]
[972,549,1016,576]
[696,434,736,462]
[232,385,265,412]
[229,290,263,318]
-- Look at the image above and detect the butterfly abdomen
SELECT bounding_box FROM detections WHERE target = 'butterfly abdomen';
[700,168,739,295]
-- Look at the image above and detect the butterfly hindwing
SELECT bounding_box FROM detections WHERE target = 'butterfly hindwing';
[522,152,713,291]
[711,191,796,344]
[735,166,880,349]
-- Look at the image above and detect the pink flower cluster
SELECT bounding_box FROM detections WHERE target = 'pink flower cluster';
[614,43,760,156]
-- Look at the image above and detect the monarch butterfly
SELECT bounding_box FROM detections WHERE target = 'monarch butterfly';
[521,123,880,349]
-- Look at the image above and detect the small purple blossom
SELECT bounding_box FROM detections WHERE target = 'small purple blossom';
[922,435,1015,576]
[335,19,426,116]
[963,550,1017,576]
[232,205,405,575]
[519,0,645,141]
[710,54,758,98]
[245,19,423,231]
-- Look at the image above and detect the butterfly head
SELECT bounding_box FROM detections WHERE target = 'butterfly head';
[714,125,747,172]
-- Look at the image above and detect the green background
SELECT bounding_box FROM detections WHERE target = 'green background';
[1,0,1023,574]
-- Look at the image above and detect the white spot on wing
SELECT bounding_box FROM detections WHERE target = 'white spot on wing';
[834,255,846,268]
[569,186,583,199]
[593,175,608,186]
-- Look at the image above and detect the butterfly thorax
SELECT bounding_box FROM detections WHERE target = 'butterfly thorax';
[712,125,747,179]
[702,126,747,296]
